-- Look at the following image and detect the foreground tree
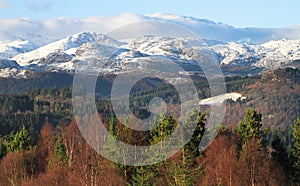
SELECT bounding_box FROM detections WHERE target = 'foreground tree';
[169,111,205,186]
[37,122,55,173]
[237,108,288,185]
[5,125,32,153]
[237,108,263,146]
[291,118,300,183]
[0,149,39,185]
[130,166,156,186]
[199,133,242,186]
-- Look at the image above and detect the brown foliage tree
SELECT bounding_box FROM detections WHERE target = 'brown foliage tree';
[198,133,243,186]
[37,122,55,172]
[0,149,39,186]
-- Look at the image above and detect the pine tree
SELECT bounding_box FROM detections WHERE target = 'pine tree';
[170,148,203,186]
[237,108,263,145]
[149,113,176,159]
[109,117,117,136]
[237,109,274,185]
[150,114,176,145]
[169,111,205,186]
[146,114,177,184]
[130,166,155,186]
[52,136,68,166]
[5,125,32,153]
[183,111,206,156]
[291,118,300,182]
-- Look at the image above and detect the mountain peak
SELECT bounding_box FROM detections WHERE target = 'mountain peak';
[13,32,123,66]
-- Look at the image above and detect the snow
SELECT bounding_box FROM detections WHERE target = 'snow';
[1,13,300,78]
[128,36,204,60]
[1,32,300,78]
[255,39,300,68]
[0,40,37,59]
[65,48,78,55]
[13,31,124,66]
[199,92,246,106]
[210,38,300,67]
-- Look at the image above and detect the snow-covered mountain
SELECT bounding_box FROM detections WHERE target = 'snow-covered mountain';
[0,59,29,78]
[13,32,124,66]
[0,20,299,78]
[257,39,300,68]
[210,38,300,68]
[0,40,37,59]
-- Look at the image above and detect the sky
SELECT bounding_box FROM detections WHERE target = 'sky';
[0,0,299,28]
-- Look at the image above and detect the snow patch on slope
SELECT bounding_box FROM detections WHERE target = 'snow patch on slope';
[199,92,246,105]
[0,40,37,59]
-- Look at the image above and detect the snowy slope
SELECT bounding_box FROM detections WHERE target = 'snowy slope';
[0,59,20,69]
[129,36,204,56]
[0,59,29,78]
[0,40,37,59]
[256,39,300,68]
[199,92,246,105]
[210,38,300,67]
[210,42,262,65]
[128,36,300,69]
[13,32,124,66]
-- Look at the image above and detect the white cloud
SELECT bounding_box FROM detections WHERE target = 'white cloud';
[0,13,299,45]
[0,0,10,8]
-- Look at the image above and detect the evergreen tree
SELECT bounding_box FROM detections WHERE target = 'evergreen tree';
[291,118,300,182]
[52,136,68,166]
[183,111,206,156]
[237,108,266,147]
[146,114,177,184]
[169,111,205,186]
[170,149,203,186]
[238,108,263,144]
[130,166,156,186]
[150,114,176,145]
[237,109,272,185]
[149,113,176,160]
[5,125,32,153]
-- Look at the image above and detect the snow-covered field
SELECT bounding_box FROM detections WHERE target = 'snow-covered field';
[199,92,246,105]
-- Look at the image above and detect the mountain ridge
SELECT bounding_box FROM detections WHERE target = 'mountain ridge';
[0,15,299,78]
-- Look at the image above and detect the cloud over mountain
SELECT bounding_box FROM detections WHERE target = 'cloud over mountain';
[0,13,300,44]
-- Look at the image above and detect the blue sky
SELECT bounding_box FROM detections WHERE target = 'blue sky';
[0,0,299,28]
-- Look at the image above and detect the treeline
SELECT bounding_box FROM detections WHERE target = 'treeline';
[0,108,299,185]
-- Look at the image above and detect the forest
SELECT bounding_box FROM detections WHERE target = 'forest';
[0,68,299,185]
